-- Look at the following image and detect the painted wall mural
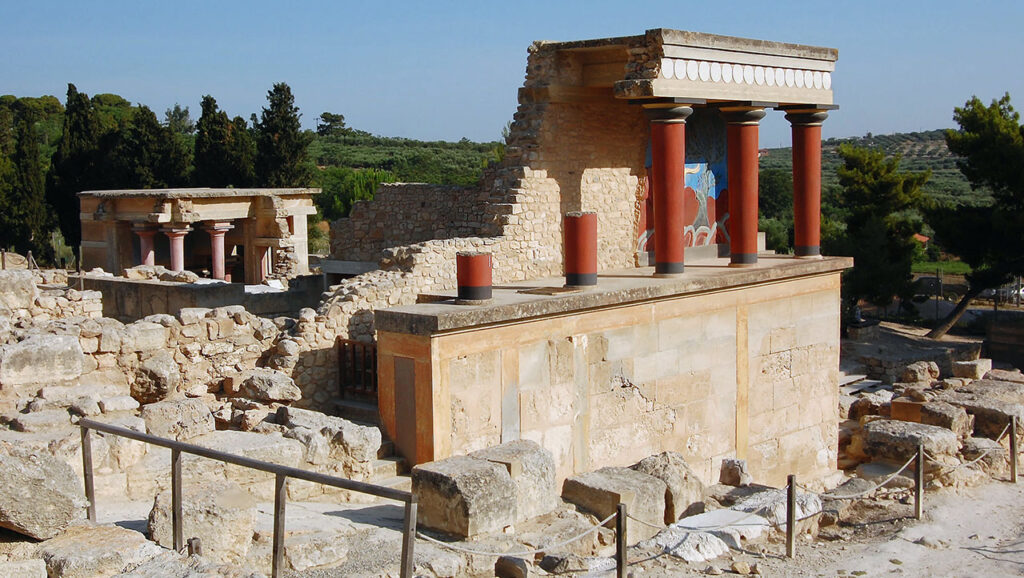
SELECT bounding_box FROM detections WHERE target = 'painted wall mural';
[637,109,730,254]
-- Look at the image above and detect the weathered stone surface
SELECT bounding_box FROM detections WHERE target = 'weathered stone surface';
[632,451,705,524]
[158,269,200,283]
[124,321,168,352]
[92,413,149,470]
[673,508,768,550]
[278,406,381,463]
[857,419,960,461]
[902,361,940,383]
[848,390,893,420]
[562,467,666,541]
[0,269,38,310]
[10,409,72,432]
[99,395,140,413]
[921,401,974,437]
[718,458,752,487]
[470,440,557,523]
[413,455,516,538]
[962,436,1008,476]
[188,431,304,499]
[0,449,86,539]
[132,350,182,403]
[140,397,214,441]
[177,307,212,325]
[285,532,348,571]
[149,480,256,564]
[38,523,164,577]
[638,528,729,563]
[953,359,992,380]
[985,369,1024,384]
[0,559,46,577]
[239,368,301,403]
[0,335,83,393]
[733,488,822,529]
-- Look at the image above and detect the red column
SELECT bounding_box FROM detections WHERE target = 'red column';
[645,106,693,276]
[205,221,234,280]
[162,226,191,272]
[786,110,829,257]
[456,252,492,302]
[722,108,766,266]
[132,226,157,266]
[564,211,597,287]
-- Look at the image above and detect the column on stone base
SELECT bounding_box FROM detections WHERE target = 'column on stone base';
[205,221,234,280]
[721,107,766,267]
[162,226,192,273]
[786,110,829,258]
[131,225,157,267]
[644,105,693,277]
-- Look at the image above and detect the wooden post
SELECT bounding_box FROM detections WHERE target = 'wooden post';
[172,449,183,551]
[271,473,287,578]
[1011,416,1019,484]
[81,427,96,522]
[915,444,925,520]
[616,502,627,578]
[400,496,417,578]
[786,474,796,558]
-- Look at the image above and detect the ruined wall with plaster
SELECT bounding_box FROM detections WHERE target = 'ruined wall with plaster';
[378,273,841,487]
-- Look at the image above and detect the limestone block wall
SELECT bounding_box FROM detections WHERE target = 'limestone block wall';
[377,272,841,487]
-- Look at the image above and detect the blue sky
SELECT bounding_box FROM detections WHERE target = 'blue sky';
[3,0,1022,146]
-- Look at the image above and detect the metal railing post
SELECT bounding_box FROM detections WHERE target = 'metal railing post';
[272,473,287,578]
[172,449,183,551]
[915,444,925,520]
[81,426,96,522]
[786,474,796,558]
[616,502,627,577]
[400,495,417,578]
[1011,416,1019,484]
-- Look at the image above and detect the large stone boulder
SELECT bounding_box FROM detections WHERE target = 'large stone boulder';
[140,397,214,441]
[38,523,164,577]
[0,269,38,310]
[0,335,83,396]
[239,368,301,403]
[413,455,517,538]
[902,361,940,383]
[853,419,960,462]
[132,351,181,403]
[631,451,705,523]
[278,406,381,463]
[562,467,667,541]
[148,480,257,564]
[469,440,558,523]
[953,359,992,380]
[0,448,87,539]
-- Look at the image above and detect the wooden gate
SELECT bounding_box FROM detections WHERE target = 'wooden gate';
[337,338,378,401]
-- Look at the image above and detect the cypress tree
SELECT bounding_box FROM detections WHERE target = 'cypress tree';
[47,84,101,248]
[254,83,312,187]
[7,108,51,258]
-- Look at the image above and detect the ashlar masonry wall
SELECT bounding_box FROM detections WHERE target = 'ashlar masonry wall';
[376,263,843,487]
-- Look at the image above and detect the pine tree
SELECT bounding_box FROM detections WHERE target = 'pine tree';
[254,83,312,187]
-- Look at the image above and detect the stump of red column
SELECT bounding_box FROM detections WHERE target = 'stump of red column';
[456,251,492,303]
[564,211,597,287]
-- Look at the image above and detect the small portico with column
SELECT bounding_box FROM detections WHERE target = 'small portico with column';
[78,188,318,284]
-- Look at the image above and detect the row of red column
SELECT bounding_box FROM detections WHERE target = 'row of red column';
[131,222,234,280]
[644,104,827,274]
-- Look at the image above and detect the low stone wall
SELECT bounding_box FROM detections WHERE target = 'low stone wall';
[375,258,848,487]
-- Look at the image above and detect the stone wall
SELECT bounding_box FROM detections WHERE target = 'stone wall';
[376,269,843,487]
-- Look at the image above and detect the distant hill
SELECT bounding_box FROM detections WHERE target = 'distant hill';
[760,129,991,206]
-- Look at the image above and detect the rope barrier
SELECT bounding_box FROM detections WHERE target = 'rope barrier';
[416,511,617,557]
[799,453,918,501]
[924,423,1012,475]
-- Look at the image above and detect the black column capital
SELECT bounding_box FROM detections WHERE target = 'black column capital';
[784,111,829,127]
[643,106,694,124]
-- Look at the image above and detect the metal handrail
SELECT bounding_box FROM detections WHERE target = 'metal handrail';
[78,417,417,578]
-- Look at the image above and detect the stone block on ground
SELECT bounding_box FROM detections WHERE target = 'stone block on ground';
[140,397,214,441]
[856,419,960,461]
[637,528,729,563]
[631,451,705,524]
[0,335,83,396]
[132,350,181,403]
[849,391,893,420]
[0,559,46,577]
[413,455,516,538]
[718,458,752,487]
[562,467,667,541]
[733,487,822,530]
[99,395,140,413]
[902,361,940,383]
[961,436,1008,476]
[671,508,768,551]
[469,439,557,523]
[38,523,164,577]
[985,369,1024,384]
[10,409,71,433]
[0,448,87,539]
[953,359,992,380]
[149,480,256,564]
[278,406,381,464]
[188,430,304,499]
[238,368,301,403]
[284,532,349,571]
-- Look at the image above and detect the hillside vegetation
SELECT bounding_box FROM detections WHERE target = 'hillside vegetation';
[760,129,990,206]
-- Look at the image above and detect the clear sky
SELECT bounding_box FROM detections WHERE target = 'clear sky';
[3,0,1022,147]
